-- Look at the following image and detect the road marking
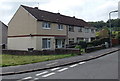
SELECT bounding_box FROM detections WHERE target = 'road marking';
[34,78,39,80]
[51,67,60,71]
[58,68,68,72]
[46,62,58,66]
[22,76,32,80]
[36,71,48,76]
[69,64,79,67]
[79,62,86,64]
[42,72,55,77]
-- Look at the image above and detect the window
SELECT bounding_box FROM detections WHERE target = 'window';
[85,28,89,33]
[42,22,51,29]
[56,39,64,48]
[84,38,89,42]
[69,38,74,44]
[78,27,82,32]
[91,29,95,33]
[58,24,63,30]
[77,38,84,43]
[42,38,51,49]
[68,26,74,32]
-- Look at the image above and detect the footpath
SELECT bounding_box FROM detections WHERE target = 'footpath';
[1,46,120,76]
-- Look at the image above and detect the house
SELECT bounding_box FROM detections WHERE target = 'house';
[8,5,96,50]
[0,21,8,49]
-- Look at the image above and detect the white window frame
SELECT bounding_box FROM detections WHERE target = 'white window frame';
[42,22,51,29]
[58,24,63,30]
[68,26,74,32]
[85,28,89,33]
[84,38,89,42]
[78,27,82,32]
[91,29,95,33]
[56,39,64,48]
[42,38,51,49]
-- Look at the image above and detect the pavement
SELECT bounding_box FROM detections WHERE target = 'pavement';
[1,46,120,76]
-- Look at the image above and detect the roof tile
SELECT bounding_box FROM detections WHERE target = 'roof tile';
[21,5,91,27]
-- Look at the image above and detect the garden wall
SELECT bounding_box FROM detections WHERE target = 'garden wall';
[112,39,120,46]
[2,48,80,55]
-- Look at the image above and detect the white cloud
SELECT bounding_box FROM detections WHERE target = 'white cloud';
[1,5,13,10]
[0,0,119,24]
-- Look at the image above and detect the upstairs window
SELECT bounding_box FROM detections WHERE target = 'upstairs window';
[42,22,51,29]
[69,26,74,32]
[91,29,95,33]
[58,24,63,30]
[78,27,82,32]
[85,28,89,33]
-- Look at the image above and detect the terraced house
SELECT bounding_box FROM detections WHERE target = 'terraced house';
[8,5,96,50]
[0,21,8,49]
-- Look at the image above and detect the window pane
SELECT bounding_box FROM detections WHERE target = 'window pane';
[42,22,50,28]
[47,39,50,48]
[42,38,47,48]
[69,26,74,32]
[58,24,63,29]
[42,38,51,49]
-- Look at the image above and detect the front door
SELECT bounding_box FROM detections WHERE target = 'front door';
[56,39,65,48]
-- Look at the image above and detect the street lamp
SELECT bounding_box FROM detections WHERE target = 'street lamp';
[109,10,118,47]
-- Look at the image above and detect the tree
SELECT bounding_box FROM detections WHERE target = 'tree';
[106,18,120,28]
[88,19,120,30]
[88,21,106,29]
[99,27,109,38]
[115,31,120,39]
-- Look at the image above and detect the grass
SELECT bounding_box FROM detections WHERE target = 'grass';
[0,54,78,67]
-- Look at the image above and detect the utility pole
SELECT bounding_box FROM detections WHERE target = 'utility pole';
[109,10,118,47]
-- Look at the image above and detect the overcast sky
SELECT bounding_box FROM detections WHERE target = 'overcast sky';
[0,0,119,25]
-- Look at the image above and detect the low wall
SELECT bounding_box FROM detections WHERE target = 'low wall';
[112,39,120,46]
[2,48,80,55]
[86,45,106,53]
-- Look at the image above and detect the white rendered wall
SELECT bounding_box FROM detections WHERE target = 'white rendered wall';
[8,37,37,50]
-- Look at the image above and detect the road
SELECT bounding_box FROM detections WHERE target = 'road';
[2,51,119,80]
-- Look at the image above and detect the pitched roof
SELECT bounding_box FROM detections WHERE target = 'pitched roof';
[0,21,8,28]
[21,5,91,27]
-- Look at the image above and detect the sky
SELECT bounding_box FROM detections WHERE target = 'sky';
[0,0,119,25]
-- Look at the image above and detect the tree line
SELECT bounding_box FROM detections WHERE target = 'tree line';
[88,18,120,31]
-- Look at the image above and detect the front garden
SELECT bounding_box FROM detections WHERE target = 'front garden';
[0,53,77,67]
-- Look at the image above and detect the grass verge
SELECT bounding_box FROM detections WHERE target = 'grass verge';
[0,54,78,67]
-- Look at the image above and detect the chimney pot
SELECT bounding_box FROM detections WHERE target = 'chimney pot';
[35,7,38,9]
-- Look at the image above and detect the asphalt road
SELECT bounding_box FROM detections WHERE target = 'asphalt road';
[2,51,119,80]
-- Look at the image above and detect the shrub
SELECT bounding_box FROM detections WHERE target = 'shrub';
[78,41,87,49]
[87,37,110,47]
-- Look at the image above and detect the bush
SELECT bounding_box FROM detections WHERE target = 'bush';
[87,37,110,47]
[78,41,87,49]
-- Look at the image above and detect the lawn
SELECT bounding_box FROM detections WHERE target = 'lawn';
[0,54,77,67]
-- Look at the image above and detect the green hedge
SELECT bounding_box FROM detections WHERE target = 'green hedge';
[87,37,110,47]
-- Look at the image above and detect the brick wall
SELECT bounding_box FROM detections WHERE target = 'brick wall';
[112,39,120,46]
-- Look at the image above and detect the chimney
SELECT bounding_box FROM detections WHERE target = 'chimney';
[57,12,60,15]
[73,16,75,18]
[34,7,38,9]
